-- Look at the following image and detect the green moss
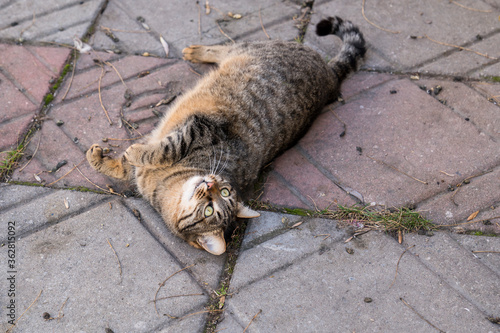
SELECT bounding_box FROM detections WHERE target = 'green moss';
[44,93,54,105]
[282,207,313,217]
[485,76,500,83]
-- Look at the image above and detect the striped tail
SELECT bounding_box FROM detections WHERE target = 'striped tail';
[316,16,366,82]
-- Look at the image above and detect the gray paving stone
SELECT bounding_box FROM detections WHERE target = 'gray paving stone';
[0,184,52,211]
[124,198,226,291]
[307,0,498,72]
[451,234,500,276]
[93,0,302,57]
[0,0,105,43]
[0,200,207,332]
[221,231,498,332]
[417,165,500,233]
[406,232,500,316]
[230,216,348,291]
[0,187,107,239]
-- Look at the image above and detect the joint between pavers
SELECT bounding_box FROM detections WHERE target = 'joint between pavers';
[0,66,39,106]
[119,198,217,294]
[269,169,315,209]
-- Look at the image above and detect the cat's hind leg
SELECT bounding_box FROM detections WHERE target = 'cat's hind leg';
[182,45,234,64]
[86,144,133,181]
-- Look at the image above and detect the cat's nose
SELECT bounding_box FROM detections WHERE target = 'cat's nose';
[206,182,214,189]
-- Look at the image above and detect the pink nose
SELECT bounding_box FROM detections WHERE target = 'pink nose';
[206,182,214,189]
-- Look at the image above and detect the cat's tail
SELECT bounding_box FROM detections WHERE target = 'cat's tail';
[316,16,366,82]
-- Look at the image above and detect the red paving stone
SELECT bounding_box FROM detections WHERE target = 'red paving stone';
[260,172,309,210]
[296,78,499,208]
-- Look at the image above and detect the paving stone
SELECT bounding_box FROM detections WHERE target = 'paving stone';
[93,0,302,57]
[259,172,310,209]
[0,184,52,211]
[270,147,357,210]
[451,233,500,276]
[124,198,226,291]
[418,32,500,77]
[0,0,105,44]
[406,232,500,315]
[307,0,498,72]
[473,61,500,80]
[470,81,500,107]
[0,44,70,103]
[0,200,207,332]
[298,78,499,207]
[0,187,107,238]
[230,216,348,291]
[0,113,33,151]
[0,71,36,121]
[340,72,395,101]
[222,230,497,333]
[417,165,500,233]
[418,78,500,139]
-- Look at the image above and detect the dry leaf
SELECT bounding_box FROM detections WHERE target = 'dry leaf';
[290,221,303,229]
[34,174,41,182]
[205,0,211,14]
[232,14,242,19]
[410,75,420,80]
[160,36,169,57]
[467,210,479,221]
[73,36,93,54]
[218,296,225,309]
[141,22,150,30]
[64,198,69,209]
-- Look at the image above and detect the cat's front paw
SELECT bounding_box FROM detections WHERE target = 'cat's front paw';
[124,143,146,166]
[182,45,204,63]
[86,144,103,167]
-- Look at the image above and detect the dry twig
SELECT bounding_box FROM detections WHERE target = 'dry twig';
[151,293,204,303]
[46,159,84,186]
[106,238,123,283]
[449,0,492,13]
[243,309,262,333]
[362,0,400,34]
[451,170,493,205]
[19,11,36,39]
[389,245,415,289]
[472,250,500,254]
[400,297,445,332]
[6,290,43,333]
[74,164,121,196]
[18,133,42,172]
[259,7,271,39]
[62,52,77,101]
[216,21,235,43]
[154,264,195,316]
[178,309,223,321]
[422,35,497,60]
[366,155,428,185]
[440,216,500,228]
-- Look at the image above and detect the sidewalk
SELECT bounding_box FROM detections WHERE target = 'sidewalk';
[1,0,499,332]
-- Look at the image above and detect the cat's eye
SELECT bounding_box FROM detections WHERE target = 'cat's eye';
[220,188,230,197]
[204,205,214,217]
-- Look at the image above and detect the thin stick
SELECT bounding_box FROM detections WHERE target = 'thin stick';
[472,251,500,254]
[389,245,415,289]
[100,26,148,34]
[188,66,202,77]
[449,1,492,13]
[440,216,500,228]
[46,159,84,186]
[366,155,428,185]
[439,170,455,177]
[106,238,123,283]
[400,298,445,333]
[45,297,69,321]
[154,264,195,317]
[98,66,113,125]
[361,0,400,34]
[18,133,42,172]
[62,50,77,101]
[197,2,202,35]
[216,21,235,43]
[19,11,36,38]
[151,293,204,303]
[6,290,43,333]
[178,309,223,321]
[423,35,497,60]
[104,61,127,89]
[259,6,271,39]
[243,309,262,333]
[74,164,121,196]
[451,170,493,205]
[104,136,143,141]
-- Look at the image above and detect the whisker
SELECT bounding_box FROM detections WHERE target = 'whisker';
[214,145,223,175]
[218,150,230,176]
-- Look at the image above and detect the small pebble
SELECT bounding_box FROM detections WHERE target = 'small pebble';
[390,89,397,94]
[364,297,373,303]
[56,120,64,126]
[42,312,51,320]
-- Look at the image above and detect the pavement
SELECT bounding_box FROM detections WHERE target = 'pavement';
[0,0,499,332]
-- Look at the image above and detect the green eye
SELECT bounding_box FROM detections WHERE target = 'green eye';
[221,188,230,197]
[204,205,214,217]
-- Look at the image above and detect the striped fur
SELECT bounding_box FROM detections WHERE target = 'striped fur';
[87,17,365,255]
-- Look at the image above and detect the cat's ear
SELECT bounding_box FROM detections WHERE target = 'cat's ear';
[236,203,260,219]
[197,231,226,255]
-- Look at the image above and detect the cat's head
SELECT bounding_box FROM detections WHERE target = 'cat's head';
[173,174,259,255]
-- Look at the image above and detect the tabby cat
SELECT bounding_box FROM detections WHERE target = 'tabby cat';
[87,16,365,255]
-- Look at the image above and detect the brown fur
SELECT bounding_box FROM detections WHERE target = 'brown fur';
[87,16,365,255]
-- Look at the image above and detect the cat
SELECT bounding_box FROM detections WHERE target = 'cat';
[87,16,365,255]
